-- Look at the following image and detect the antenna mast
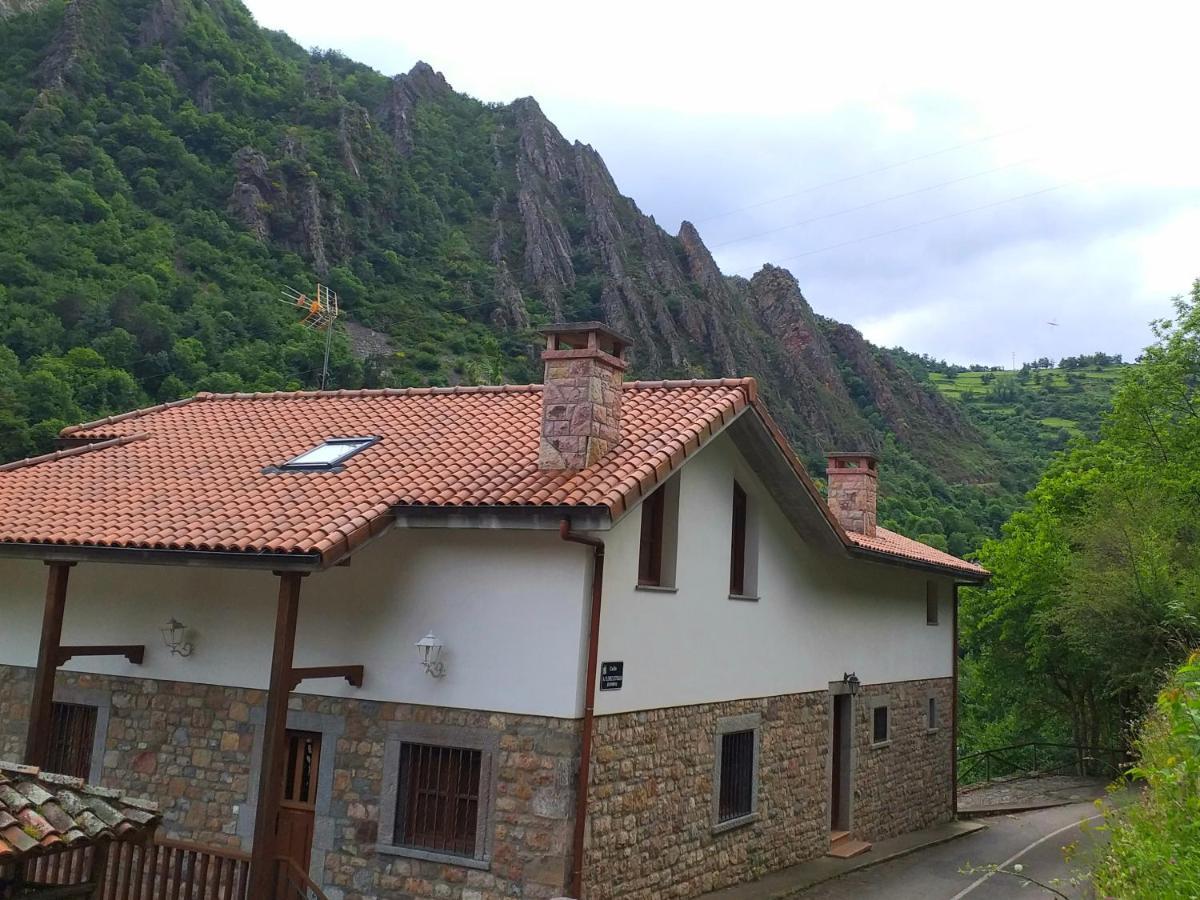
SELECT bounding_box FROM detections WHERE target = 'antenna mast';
[281,284,340,389]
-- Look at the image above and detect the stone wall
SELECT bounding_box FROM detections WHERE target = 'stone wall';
[852,677,954,842]
[0,665,955,899]
[0,664,579,900]
[583,692,830,899]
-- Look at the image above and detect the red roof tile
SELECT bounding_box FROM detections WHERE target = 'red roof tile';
[846,527,988,578]
[0,380,986,577]
[0,761,159,862]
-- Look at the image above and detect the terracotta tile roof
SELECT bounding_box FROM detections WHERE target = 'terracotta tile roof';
[0,379,986,577]
[0,381,754,566]
[846,527,989,578]
[0,761,159,861]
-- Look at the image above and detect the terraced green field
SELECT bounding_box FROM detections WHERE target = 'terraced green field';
[929,366,1124,436]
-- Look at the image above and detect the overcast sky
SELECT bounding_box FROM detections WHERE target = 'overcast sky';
[244,0,1199,366]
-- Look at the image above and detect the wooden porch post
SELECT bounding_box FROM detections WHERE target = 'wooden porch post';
[247,571,304,899]
[24,561,74,767]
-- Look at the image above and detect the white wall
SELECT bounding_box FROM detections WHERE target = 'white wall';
[0,529,591,719]
[594,432,957,715]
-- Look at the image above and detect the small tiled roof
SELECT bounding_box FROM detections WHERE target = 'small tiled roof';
[0,761,159,861]
[846,527,989,578]
[0,379,987,578]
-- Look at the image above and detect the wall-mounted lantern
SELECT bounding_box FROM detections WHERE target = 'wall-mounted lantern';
[842,671,861,696]
[416,632,446,679]
[161,618,194,657]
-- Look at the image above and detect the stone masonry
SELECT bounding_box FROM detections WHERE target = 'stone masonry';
[851,677,955,842]
[0,666,953,899]
[538,344,626,471]
[824,454,879,537]
[583,693,829,899]
[583,679,955,899]
[0,664,579,900]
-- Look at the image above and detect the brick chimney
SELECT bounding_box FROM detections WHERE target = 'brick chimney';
[825,452,879,536]
[538,322,631,470]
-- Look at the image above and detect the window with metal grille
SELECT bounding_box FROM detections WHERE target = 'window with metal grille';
[396,742,482,858]
[873,705,890,744]
[717,729,755,823]
[926,581,939,625]
[47,702,97,780]
[927,697,938,730]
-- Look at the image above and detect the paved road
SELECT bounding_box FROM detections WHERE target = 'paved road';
[796,801,1109,899]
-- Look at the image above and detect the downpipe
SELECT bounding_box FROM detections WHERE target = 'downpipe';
[560,519,604,900]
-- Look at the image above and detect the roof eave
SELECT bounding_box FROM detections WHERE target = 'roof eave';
[391,504,612,531]
[0,542,323,572]
[845,545,991,583]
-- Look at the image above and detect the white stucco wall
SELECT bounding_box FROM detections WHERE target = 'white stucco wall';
[0,529,591,719]
[593,431,957,715]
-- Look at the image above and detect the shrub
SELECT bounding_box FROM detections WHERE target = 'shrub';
[1095,652,1200,897]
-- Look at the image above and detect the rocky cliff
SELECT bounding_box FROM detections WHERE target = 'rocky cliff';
[1,0,1008,501]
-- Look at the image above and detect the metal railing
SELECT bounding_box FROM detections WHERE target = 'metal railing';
[957,741,1129,785]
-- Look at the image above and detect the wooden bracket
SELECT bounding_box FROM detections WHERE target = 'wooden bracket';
[55,645,145,666]
[286,665,364,692]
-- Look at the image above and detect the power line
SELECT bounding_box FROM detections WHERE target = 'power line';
[709,156,1036,249]
[694,126,1026,224]
[750,166,1121,268]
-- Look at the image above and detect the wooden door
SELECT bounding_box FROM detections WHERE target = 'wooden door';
[831,694,852,830]
[276,730,321,872]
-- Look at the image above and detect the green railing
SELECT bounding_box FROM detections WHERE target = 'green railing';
[957,741,1129,785]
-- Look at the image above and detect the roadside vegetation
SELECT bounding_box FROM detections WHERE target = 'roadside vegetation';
[959,282,1200,757]
[1095,651,1200,897]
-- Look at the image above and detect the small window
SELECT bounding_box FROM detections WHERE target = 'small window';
[872,705,890,745]
[47,702,97,780]
[730,481,748,595]
[636,477,679,589]
[396,742,483,859]
[927,696,938,731]
[280,437,377,470]
[638,489,666,585]
[712,713,760,831]
[717,731,755,823]
[926,581,939,625]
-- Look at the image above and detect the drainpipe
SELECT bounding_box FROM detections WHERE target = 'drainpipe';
[560,518,604,900]
[951,582,960,817]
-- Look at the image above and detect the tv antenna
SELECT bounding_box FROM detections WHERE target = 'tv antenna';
[281,284,340,389]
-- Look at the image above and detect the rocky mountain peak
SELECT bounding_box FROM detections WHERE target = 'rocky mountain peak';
[402,61,452,98]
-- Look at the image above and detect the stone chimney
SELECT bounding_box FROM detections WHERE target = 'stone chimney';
[825,452,879,536]
[538,322,630,470]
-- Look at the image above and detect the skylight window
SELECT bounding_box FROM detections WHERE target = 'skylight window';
[279,437,377,471]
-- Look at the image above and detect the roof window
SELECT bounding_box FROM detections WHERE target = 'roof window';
[277,437,377,471]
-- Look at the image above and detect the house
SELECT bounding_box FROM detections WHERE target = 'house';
[0,322,988,900]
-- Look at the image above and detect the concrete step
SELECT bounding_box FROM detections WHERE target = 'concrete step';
[826,838,872,859]
[830,830,850,845]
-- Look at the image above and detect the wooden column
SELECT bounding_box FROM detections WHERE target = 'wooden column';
[247,571,304,899]
[24,561,74,767]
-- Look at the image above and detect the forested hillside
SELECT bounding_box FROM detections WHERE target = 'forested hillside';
[0,0,1117,552]
[961,284,1200,757]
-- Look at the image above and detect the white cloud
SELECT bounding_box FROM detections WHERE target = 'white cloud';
[243,0,1200,363]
